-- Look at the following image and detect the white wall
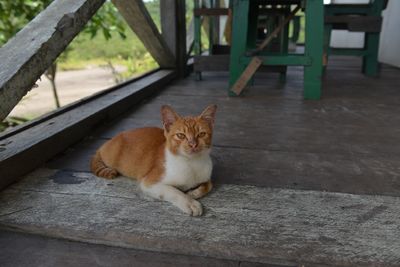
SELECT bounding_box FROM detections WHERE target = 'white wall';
[329,0,369,49]
[379,0,400,67]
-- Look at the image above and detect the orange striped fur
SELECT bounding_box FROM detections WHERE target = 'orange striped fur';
[90,105,217,216]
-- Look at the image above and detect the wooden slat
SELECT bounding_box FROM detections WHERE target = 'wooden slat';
[325,16,382,32]
[112,0,175,68]
[0,0,106,121]
[2,169,400,266]
[186,18,195,54]
[230,5,300,95]
[193,55,285,72]
[194,8,229,16]
[1,230,250,267]
[45,133,400,197]
[255,5,301,54]
[0,70,176,191]
[231,57,263,95]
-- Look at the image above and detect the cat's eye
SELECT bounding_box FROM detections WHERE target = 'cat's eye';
[198,132,206,137]
[176,133,186,139]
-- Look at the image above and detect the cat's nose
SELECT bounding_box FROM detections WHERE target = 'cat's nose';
[188,140,198,148]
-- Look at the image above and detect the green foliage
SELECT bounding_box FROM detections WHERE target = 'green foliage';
[0,116,28,132]
[0,0,127,46]
[57,1,160,78]
[84,2,127,41]
[0,0,52,45]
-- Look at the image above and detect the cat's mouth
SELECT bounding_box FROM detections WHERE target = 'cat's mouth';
[188,148,201,154]
[183,147,202,156]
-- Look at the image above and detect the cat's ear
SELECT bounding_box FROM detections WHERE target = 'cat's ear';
[161,105,180,132]
[200,104,217,127]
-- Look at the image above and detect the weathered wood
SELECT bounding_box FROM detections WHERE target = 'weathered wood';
[112,0,175,68]
[1,230,254,267]
[255,5,301,54]
[160,1,177,58]
[45,130,400,197]
[193,55,285,72]
[175,0,188,77]
[229,5,300,95]
[194,55,232,71]
[211,44,230,54]
[160,0,187,77]
[186,18,195,54]
[0,70,176,191]
[1,168,400,266]
[194,8,229,16]
[231,57,263,95]
[0,0,106,121]
[325,15,382,32]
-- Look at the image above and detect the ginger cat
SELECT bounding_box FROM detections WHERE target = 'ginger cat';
[90,104,217,216]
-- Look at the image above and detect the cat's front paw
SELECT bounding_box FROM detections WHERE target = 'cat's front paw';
[187,189,201,199]
[179,198,203,216]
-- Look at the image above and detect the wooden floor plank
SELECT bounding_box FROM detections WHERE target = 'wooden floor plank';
[43,55,400,198]
[0,230,250,267]
[2,56,400,265]
[45,137,400,196]
[1,169,400,267]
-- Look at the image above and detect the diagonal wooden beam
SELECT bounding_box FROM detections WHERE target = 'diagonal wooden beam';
[0,0,106,121]
[112,0,175,68]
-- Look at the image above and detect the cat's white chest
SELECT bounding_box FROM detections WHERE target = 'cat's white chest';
[162,149,212,191]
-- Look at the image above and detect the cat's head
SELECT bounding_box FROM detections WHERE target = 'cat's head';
[161,104,217,157]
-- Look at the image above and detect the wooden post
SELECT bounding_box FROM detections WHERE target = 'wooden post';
[160,0,187,77]
[112,0,175,68]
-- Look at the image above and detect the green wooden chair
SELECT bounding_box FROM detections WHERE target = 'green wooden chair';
[324,0,388,76]
[193,0,296,82]
[228,0,324,99]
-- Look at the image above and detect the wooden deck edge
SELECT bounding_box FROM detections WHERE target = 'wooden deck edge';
[0,68,160,140]
[0,69,176,191]
[1,169,400,267]
[0,230,261,267]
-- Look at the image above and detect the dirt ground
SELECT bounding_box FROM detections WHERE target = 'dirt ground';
[9,66,125,119]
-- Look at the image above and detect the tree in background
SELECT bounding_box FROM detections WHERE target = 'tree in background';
[0,0,126,110]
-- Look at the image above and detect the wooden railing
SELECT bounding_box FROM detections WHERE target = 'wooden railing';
[0,0,187,190]
[0,0,187,122]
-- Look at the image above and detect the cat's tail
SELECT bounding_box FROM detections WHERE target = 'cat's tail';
[90,150,118,179]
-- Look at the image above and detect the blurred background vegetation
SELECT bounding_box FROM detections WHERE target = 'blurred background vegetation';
[0,0,170,131]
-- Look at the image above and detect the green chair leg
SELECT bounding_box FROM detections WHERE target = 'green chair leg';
[290,16,300,44]
[245,1,258,87]
[362,0,383,77]
[323,24,332,74]
[362,32,380,76]
[228,0,250,96]
[304,0,323,100]
[279,16,289,83]
[279,71,287,83]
